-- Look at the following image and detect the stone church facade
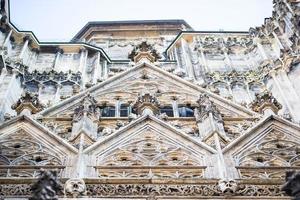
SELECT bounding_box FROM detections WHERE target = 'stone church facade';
[0,0,300,199]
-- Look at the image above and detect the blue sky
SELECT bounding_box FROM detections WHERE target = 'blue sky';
[10,0,272,42]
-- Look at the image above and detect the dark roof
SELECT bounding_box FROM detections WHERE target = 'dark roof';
[71,19,193,42]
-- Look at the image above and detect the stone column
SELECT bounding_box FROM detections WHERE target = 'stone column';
[92,52,101,84]
[270,69,300,120]
[53,48,64,70]
[1,29,11,48]
[19,36,30,60]
[180,38,195,79]
[253,38,268,60]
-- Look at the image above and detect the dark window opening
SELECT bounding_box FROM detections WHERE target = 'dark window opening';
[160,106,174,117]
[178,106,194,117]
[101,106,115,117]
[120,104,130,117]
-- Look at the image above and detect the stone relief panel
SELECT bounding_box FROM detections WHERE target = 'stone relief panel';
[0,130,65,178]
[235,130,300,179]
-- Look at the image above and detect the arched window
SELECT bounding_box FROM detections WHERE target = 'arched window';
[178,106,194,117]
[232,83,248,103]
[160,106,174,117]
[39,83,57,104]
[214,82,230,98]
[25,81,39,93]
[101,106,115,117]
[60,82,74,98]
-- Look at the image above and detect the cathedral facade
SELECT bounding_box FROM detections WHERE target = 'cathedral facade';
[1,0,300,199]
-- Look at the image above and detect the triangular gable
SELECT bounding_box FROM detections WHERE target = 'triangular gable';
[82,114,217,178]
[84,114,217,156]
[39,62,257,118]
[0,114,78,156]
[223,115,300,156]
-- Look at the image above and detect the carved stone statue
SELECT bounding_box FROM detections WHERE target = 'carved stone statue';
[29,170,62,200]
[282,171,300,200]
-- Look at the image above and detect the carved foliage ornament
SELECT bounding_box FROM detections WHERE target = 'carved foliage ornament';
[250,90,282,114]
[11,91,45,114]
[128,42,161,63]
[73,93,100,122]
[194,93,223,123]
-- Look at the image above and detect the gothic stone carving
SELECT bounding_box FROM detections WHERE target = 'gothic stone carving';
[64,178,86,198]
[29,170,62,200]
[282,171,300,200]
[128,41,161,63]
[11,91,45,114]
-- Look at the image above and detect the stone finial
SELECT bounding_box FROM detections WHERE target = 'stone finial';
[194,93,228,141]
[128,41,161,63]
[132,92,160,115]
[194,93,222,123]
[73,93,100,122]
[29,170,62,200]
[282,171,300,200]
[71,93,100,140]
[250,90,282,115]
[11,91,44,115]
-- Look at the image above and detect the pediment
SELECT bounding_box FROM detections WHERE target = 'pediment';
[40,62,257,119]
[84,114,216,179]
[223,115,300,157]
[0,115,77,178]
[85,114,216,156]
[0,115,77,156]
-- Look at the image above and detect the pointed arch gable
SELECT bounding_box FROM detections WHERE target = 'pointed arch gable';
[223,115,300,179]
[39,62,257,118]
[83,114,216,179]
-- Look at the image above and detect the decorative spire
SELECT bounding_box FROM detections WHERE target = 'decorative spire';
[29,170,62,200]
[12,91,44,115]
[132,92,160,115]
[128,41,161,63]
[73,93,100,122]
[250,90,282,115]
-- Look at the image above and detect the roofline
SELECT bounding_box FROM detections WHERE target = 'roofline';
[7,0,251,63]
[71,19,194,42]
[164,30,249,54]
[6,0,113,62]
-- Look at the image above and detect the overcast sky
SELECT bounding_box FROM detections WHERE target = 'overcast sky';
[10,0,272,42]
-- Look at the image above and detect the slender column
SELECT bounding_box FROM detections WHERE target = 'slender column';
[0,67,7,84]
[180,38,195,79]
[103,60,108,79]
[272,32,284,50]
[2,29,12,48]
[92,52,101,84]
[19,37,29,59]
[223,49,233,70]
[78,48,87,73]
[115,99,120,117]
[54,84,61,102]
[197,37,209,72]
[173,46,182,70]
[253,38,268,60]
[270,70,295,119]
[245,82,254,102]
[213,132,226,179]
[53,48,64,70]
[172,98,179,117]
